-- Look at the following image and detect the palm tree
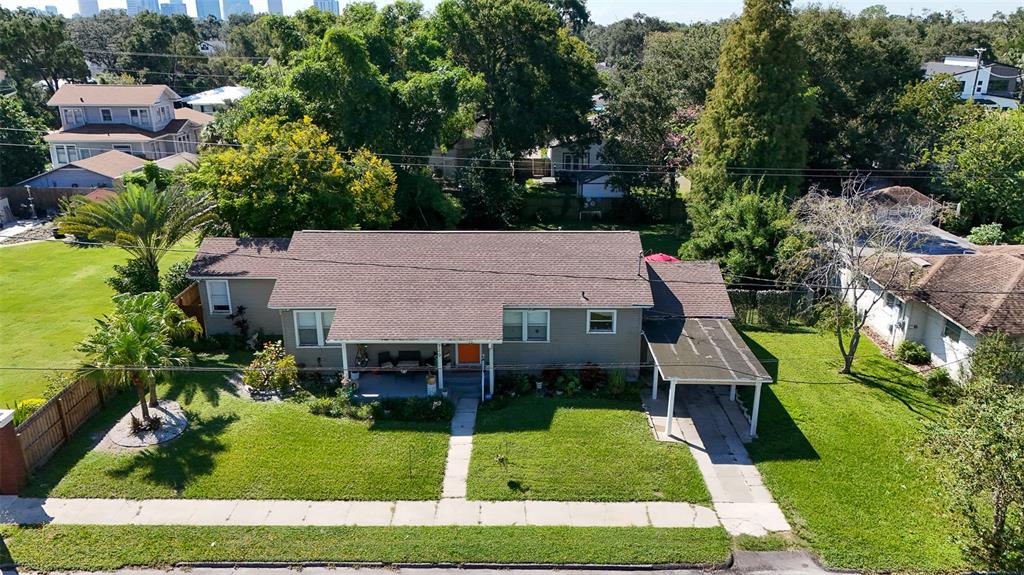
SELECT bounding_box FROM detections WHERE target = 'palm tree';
[58,181,216,285]
[79,292,199,421]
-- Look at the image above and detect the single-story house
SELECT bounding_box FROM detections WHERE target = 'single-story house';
[849,246,1024,376]
[187,231,772,433]
[17,150,198,189]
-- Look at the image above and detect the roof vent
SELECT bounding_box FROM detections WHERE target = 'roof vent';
[911,257,931,268]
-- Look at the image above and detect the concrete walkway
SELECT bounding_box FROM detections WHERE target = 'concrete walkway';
[645,385,790,537]
[0,496,719,528]
[441,398,477,499]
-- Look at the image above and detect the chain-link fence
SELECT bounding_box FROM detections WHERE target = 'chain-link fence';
[728,288,817,327]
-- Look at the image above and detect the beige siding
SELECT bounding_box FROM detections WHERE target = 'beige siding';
[198,279,282,337]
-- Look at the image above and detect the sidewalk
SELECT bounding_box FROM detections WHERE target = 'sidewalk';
[441,398,477,499]
[645,385,791,537]
[0,496,719,528]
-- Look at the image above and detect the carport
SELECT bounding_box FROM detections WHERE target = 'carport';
[644,317,772,438]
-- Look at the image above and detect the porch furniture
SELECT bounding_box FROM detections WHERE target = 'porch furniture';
[396,350,422,374]
[377,351,396,369]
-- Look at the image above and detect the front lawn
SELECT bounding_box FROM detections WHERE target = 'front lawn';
[0,525,731,570]
[23,353,450,500]
[0,241,194,405]
[467,396,709,502]
[739,328,964,572]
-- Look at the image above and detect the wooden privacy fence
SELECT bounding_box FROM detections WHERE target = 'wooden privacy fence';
[15,372,109,471]
[0,187,95,219]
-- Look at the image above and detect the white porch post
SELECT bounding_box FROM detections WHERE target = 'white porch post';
[651,366,659,400]
[488,343,495,397]
[436,343,444,390]
[750,381,762,438]
[665,380,677,438]
[341,343,350,379]
[730,384,736,401]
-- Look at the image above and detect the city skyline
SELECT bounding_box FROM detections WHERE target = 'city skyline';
[1,0,1019,22]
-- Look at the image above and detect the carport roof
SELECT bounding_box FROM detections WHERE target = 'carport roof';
[644,317,771,384]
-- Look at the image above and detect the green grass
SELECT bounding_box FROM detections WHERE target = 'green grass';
[738,327,964,572]
[0,525,731,570]
[22,353,450,500]
[466,396,709,502]
[0,241,194,405]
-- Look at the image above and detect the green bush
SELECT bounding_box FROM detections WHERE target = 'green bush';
[579,362,608,390]
[495,372,532,397]
[372,397,455,422]
[605,369,627,397]
[895,340,931,365]
[106,258,160,295]
[966,223,1004,246]
[42,371,78,399]
[552,372,581,396]
[160,260,193,298]
[925,368,959,403]
[243,341,298,393]
[12,398,46,425]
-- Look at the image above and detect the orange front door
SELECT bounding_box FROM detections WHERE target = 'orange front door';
[457,344,481,364]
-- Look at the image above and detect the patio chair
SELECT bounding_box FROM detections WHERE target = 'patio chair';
[378,351,396,369]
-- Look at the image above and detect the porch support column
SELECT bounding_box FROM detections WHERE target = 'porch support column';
[341,342,349,380]
[750,381,762,438]
[437,343,444,390]
[729,384,736,401]
[665,380,677,438]
[651,366,659,400]
[488,343,495,397]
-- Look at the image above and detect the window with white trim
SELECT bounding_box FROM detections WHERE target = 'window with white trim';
[62,108,84,127]
[502,309,549,342]
[943,320,962,343]
[206,280,231,314]
[294,310,336,347]
[587,310,616,334]
[100,108,113,122]
[129,108,150,127]
[54,144,79,164]
[113,144,133,154]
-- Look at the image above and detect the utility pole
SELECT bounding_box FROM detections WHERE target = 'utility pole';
[970,47,987,101]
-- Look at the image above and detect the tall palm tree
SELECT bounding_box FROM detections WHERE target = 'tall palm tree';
[58,181,216,283]
[79,293,198,421]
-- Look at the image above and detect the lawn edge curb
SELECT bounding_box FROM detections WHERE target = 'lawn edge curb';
[172,558,733,571]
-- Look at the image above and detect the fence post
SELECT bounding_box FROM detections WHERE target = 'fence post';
[0,410,28,494]
[55,397,70,441]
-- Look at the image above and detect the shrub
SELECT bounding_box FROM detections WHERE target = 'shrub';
[308,397,335,416]
[106,258,160,295]
[966,223,1004,246]
[606,369,627,397]
[540,366,562,388]
[925,368,959,403]
[579,362,607,390]
[160,260,193,298]
[243,341,298,393]
[372,396,455,422]
[495,372,532,397]
[42,371,78,399]
[896,340,931,365]
[12,398,46,426]
[552,371,581,396]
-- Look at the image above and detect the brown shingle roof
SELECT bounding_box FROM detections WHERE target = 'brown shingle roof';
[881,253,1024,335]
[47,84,179,106]
[187,238,292,279]
[646,260,735,319]
[70,150,146,178]
[228,231,651,342]
[44,119,192,143]
[866,186,942,210]
[174,106,214,125]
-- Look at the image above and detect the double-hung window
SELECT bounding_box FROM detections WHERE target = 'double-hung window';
[100,108,113,122]
[54,144,78,164]
[502,309,549,342]
[206,280,231,314]
[587,310,616,334]
[294,310,336,347]
[129,108,150,128]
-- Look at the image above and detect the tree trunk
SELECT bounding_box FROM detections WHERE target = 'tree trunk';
[134,377,152,421]
[148,377,159,408]
[839,329,861,375]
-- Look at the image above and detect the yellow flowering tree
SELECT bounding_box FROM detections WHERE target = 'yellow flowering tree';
[188,116,397,237]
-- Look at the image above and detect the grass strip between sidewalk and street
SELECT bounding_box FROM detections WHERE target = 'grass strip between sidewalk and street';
[0,525,731,571]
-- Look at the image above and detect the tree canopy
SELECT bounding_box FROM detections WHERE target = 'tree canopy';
[0,98,48,186]
[0,8,88,95]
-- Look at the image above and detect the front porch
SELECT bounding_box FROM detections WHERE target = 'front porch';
[349,368,486,402]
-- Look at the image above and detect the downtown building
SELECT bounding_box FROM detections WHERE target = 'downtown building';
[77,0,99,17]
[312,0,338,15]
[195,0,221,19]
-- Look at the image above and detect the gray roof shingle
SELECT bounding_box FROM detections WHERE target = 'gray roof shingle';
[187,238,291,279]
[646,260,735,320]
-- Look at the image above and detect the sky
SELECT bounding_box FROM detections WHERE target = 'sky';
[1,0,1019,22]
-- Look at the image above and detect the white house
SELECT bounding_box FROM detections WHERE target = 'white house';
[849,246,1024,376]
[923,55,1022,109]
[43,84,213,167]
[181,85,252,114]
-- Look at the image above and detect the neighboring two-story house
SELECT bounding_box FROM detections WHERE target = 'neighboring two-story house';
[923,55,1022,109]
[43,84,213,167]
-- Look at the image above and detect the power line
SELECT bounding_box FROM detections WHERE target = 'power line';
[81,48,270,61]
[55,238,1024,296]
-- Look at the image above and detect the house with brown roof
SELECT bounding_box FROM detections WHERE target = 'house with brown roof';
[43,84,213,167]
[186,231,772,431]
[16,149,197,189]
[851,249,1024,375]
